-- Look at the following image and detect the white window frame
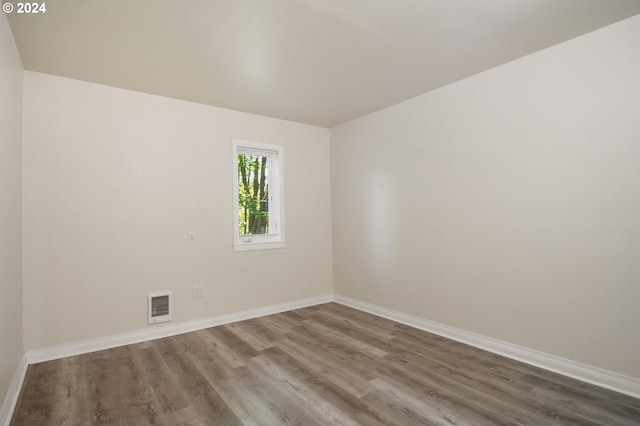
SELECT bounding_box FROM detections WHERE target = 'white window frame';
[232,139,285,252]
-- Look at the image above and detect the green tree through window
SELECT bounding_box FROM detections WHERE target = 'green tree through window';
[238,154,269,235]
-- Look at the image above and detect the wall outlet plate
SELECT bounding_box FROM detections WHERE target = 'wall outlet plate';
[192,285,205,298]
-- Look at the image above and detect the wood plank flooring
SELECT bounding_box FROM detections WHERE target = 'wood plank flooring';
[12,303,640,425]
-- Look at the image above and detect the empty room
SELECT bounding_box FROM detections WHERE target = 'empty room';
[1,0,640,424]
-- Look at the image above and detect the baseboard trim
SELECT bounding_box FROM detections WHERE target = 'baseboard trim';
[27,294,333,364]
[334,294,640,400]
[0,354,28,426]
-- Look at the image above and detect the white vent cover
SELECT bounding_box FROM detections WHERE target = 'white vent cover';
[148,291,172,324]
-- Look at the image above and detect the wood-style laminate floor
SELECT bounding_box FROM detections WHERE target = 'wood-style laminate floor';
[12,303,640,425]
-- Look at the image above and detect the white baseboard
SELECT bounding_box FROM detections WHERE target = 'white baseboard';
[0,354,28,426]
[334,294,640,400]
[27,294,333,364]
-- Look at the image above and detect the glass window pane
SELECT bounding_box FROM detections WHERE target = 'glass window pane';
[238,153,270,235]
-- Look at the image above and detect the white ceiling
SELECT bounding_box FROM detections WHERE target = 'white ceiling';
[7,0,640,127]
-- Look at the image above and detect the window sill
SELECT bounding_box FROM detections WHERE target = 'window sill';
[233,240,287,252]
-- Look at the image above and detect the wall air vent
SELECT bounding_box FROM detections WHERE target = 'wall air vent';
[148,291,172,324]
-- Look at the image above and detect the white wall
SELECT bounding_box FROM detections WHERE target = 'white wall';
[22,72,333,350]
[0,14,24,405]
[331,15,640,378]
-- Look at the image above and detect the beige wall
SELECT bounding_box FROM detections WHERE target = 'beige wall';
[22,72,332,350]
[331,15,640,378]
[0,14,24,404]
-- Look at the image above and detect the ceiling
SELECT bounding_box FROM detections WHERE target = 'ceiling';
[7,0,640,127]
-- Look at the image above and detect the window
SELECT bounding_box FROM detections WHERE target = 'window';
[232,139,285,251]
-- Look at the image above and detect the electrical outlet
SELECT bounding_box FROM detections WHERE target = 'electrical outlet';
[188,232,195,243]
[192,285,205,298]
